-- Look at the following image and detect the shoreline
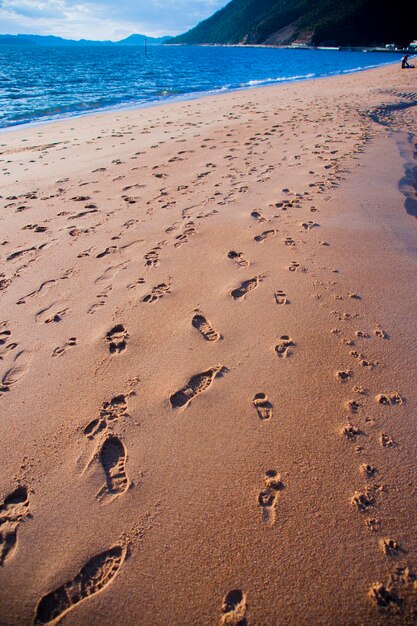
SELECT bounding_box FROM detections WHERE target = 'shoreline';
[1,61,417,625]
[0,52,404,135]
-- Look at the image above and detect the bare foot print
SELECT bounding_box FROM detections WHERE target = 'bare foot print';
[35,302,70,324]
[379,538,400,557]
[253,393,273,420]
[0,486,30,565]
[35,545,127,624]
[105,324,128,354]
[228,250,249,269]
[1,350,32,394]
[174,221,196,248]
[84,395,128,440]
[0,326,12,347]
[192,312,220,342]
[341,422,361,440]
[142,282,171,303]
[336,370,352,382]
[254,229,276,243]
[97,436,130,500]
[52,337,77,357]
[220,589,248,625]
[380,432,396,448]
[144,241,166,268]
[351,490,374,512]
[360,463,377,478]
[368,583,400,611]
[231,275,264,300]
[258,470,283,527]
[288,261,306,272]
[275,335,294,358]
[274,290,287,305]
[376,392,403,406]
[251,209,268,222]
[170,365,227,410]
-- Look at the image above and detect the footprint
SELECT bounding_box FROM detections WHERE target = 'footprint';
[144,249,159,268]
[251,210,268,222]
[274,335,294,358]
[52,337,77,358]
[376,393,403,406]
[220,589,248,625]
[35,302,70,324]
[254,229,276,243]
[346,400,360,413]
[174,221,196,248]
[192,313,220,342]
[368,583,400,611]
[97,436,130,500]
[380,432,395,448]
[379,538,400,557]
[360,463,377,478]
[227,250,249,269]
[84,395,128,440]
[0,327,12,346]
[94,262,129,285]
[253,393,273,420]
[170,365,226,410]
[231,275,263,300]
[0,486,30,565]
[258,470,283,527]
[142,282,170,304]
[35,545,127,624]
[351,491,374,511]
[0,325,16,360]
[1,350,32,394]
[288,261,306,272]
[341,423,361,440]
[105,325,128,354]
[336,370,352,382]
[127,278,145,290]
[301,221,318,230]
[16,279,57,305]
[274,290,287,305]
[87,301,106,315]
[96,245,118,259]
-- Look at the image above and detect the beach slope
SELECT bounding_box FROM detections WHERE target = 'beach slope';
[0,63,417,625]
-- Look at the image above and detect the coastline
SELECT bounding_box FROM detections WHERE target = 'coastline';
[1,62,417,625]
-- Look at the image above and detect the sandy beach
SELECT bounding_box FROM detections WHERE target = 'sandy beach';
[0,62,416,625]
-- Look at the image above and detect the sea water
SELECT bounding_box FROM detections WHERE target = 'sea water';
[0,44,402,129]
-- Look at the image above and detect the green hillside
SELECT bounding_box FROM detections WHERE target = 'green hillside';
[168,0,415,47]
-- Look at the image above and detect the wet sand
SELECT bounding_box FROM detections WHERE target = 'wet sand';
[0,63,417,625]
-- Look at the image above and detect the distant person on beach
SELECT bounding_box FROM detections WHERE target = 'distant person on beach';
[401,54,414,69]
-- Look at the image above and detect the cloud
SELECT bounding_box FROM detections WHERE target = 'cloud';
[0,0,229,39]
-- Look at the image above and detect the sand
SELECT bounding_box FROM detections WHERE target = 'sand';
[0,62,416,626]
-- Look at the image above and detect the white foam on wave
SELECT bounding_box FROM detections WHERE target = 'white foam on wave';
[243,73,315,87]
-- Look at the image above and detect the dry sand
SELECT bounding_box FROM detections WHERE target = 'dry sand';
[0,62,416,625]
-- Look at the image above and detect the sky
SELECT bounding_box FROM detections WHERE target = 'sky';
[0,0,229,40]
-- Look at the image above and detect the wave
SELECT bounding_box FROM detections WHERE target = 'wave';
[243,73,315,87]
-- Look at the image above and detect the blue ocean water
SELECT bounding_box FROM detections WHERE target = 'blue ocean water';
[0,45,402,129]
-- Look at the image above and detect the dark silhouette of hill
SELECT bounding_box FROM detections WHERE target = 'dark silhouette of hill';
[168,0,416,47]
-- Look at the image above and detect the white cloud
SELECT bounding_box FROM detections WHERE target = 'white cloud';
[0,0,228,39]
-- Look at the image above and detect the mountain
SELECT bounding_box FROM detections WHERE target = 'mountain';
[168,0,416,47]
[0,34,111,45]
[0,34,168,46]
[117,34,170,45]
